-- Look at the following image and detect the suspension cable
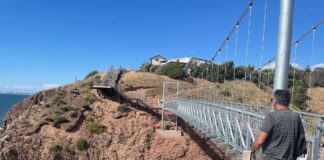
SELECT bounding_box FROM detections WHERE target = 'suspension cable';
[291,19,323,46]
[205,66,208,100]
[308,29,316,106]
[232,24,240,102]
[211,0,254,61]
[243,5,253,104]
[215,57,276,100]
[291,43,298,103]
[257,0,268,106]
[216,50,221,84]
[224,38,229,83]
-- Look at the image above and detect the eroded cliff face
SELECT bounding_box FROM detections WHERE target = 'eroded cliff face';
[0,74,223,160]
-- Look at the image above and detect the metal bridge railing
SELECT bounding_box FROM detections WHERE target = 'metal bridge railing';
[92,69,120,88]
[163,99,324,160]
[164,99,264,155]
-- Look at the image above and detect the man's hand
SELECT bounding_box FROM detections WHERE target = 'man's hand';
[250,131,268,152]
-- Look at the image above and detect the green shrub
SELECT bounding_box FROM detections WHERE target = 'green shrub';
[80,100,91,109]
[75,138,88,150]
[85,93,97,103]
[144,128,154,145]
[86,117,94,123]
[149,65,159,73]
[291,81,308,110]
[81,93,97,109]
[21,121,32,128]
[220,89,231,97]
[141,63,152,72]
[117,103,129,112]
[85,71,99,79]
[53,117,69,126]
[49,145,63,154]
[86,121,104,134]
[238,97,243,103]
[70,112,79,118]
[60,106,71,112]
[160,63,187,79]
[184,77,195,84]
[94,75,101,80]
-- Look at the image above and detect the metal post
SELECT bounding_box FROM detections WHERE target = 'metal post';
[273,0,294,92]
[176,82,179,131]
[162,82,165,131]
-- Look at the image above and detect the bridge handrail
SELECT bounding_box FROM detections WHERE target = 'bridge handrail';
[173,99,265,119]
[163,98,324,159]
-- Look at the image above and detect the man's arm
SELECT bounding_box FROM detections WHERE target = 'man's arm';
[250,131,268,152]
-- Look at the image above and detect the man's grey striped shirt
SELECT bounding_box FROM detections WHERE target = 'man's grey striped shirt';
[260,110,305,160]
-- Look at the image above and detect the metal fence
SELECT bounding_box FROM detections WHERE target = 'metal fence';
[93,69,120,88]
[163,99,324,160]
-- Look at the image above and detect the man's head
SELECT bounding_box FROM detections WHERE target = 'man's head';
[272,90,290,109]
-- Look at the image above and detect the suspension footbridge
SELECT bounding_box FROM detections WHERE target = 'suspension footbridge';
[95,0,324,159]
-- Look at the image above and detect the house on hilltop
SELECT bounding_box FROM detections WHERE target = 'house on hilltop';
[149,54,210,66]
[149,55,167,66]
[166,57,210,66]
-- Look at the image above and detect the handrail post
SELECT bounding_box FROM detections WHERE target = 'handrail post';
[313,118,324,160]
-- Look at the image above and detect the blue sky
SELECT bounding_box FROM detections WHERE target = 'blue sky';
[0,0,323,93]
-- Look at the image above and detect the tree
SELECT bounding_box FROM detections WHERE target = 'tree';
[85,71,98,79]
[312,68,324,87]
[235,66,246,79]
[291,80,308,110]
[141,63,152,72]
[160,62,187,79]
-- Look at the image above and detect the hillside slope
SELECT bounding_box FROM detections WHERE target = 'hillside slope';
[121,72,324,115]
[0,74,221,160]
[308,87,324,114]
[120,72,272,107]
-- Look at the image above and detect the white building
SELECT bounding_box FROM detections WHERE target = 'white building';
[149,55,167,66]
[165,57,209,66]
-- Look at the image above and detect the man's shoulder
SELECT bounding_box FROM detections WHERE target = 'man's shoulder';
[267,110,300,119]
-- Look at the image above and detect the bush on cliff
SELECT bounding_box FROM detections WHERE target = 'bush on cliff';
[117,103,129,112]
[48,145,63,153]
[86,120,104,134]
[85,71,99,79]
[160,62,186,79]
[75,138,88,150]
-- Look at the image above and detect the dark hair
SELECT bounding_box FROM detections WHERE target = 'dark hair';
[273,90,291,107]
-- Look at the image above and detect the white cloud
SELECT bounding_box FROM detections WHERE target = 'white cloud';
[43,84,60,89]
[260,62,275,70]
[260,62,308,71]
[311,63,324,71]
[291,63,305,70]
[0,84,39,93]
[0,85,38,90]
[0,83,61,93]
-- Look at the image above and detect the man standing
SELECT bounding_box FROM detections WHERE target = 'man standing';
[249,90,307,159]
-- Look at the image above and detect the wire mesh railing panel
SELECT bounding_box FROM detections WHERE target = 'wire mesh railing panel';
[163,98,324,159]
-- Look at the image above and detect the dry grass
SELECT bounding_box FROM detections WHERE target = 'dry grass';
[308,87,324,115]
[183,79,272,106]
[120,72,172,90]
[120,72,272,107]
[121,72,324,113]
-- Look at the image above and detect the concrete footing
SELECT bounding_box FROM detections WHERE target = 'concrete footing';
[157,129,182,137]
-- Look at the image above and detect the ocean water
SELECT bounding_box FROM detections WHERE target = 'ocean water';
[0,93,28,128]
